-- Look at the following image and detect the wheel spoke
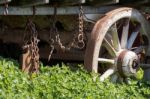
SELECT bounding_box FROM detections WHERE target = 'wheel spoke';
[139,64,150,68]
[127,24,141,49]
[98,58,115,64]
[111,24,121,51]
[100,68,115,81]
[103,36,117,57]
[121,19,130,49]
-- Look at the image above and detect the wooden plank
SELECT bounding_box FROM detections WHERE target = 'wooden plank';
[10,0,117,6]
[0,0,11,4]
[0,6,117,15]
[120,0,149,5]
[11,0,49,6]
[24,0,49,6]
[86,0,119,5]
[49,0,85,5]
[141,7,150,13]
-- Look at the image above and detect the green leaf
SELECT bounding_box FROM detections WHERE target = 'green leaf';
[135,68,144,80]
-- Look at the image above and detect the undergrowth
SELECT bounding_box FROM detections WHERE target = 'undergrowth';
[0,57,149,99]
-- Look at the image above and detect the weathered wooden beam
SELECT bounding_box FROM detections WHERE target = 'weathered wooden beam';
[120,0,149,5]
[24,0,49,6]
[0,6,117,15]
[141,7,150,13]
[86,0,119,5]
[0,0,11,4]
[11,0,49,6]
[49,0,85,5]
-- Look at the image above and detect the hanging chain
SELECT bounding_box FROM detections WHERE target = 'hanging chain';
[4,0,8,15]
[48,5,85,60]
[142,12,150,20]
[30,19,39,71]
[48,7,57,61]
[77,6,85,48]
[66,5,85,50]
[48,28,54,61]
[23,7,40,73]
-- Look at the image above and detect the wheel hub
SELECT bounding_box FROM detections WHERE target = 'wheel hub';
[117,50,139,77]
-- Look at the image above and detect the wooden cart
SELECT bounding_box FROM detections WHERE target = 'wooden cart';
[0,0,150,82]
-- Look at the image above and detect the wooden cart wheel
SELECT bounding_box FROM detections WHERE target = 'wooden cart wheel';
[84,7,150,82]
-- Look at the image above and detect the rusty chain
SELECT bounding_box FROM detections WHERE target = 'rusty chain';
[48,5,85,60]
[142,12,150,20]
[23,7,40,73]
[4,0,8,15]
[65,5,85,50]
[48,7,57,61]
[77,6,85,48]
[48,6,67,61]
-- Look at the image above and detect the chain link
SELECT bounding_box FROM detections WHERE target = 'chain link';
[29,19,39,73]
[23,11,40,73]
[76,6,85,49]
[48,7,58,61]
[142,12,150,20]
[48,23,55,61]
[65,5,85,50]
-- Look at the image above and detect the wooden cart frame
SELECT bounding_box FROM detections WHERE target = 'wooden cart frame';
[0,0,150,82]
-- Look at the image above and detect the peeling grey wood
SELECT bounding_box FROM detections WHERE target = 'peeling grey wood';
[21,0,49,6]
[120,0,149,4]
[141,7,150,13]
[49,0,85,5]
[0,0,11,4]
[0,6,117,15]
[86,0,119,5]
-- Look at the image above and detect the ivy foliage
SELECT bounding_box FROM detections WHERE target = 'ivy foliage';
[0,57,149,99]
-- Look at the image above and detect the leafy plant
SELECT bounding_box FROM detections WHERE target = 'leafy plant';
[0,56,149,99]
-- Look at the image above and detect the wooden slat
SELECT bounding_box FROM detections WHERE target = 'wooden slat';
[0,0,11,4]
[49,0,85,5]
[24,0,49,6]
[142,7,150,13]
[0,6,117,15]
[120,0,149,5]
[26,0,49,6]
[86,0,119,5]
[11,0,49,6]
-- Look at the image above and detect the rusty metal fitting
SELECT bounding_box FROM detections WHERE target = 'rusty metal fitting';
[78,34,84,43]
[77,40,85,49]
